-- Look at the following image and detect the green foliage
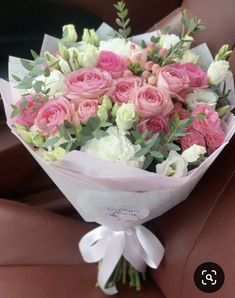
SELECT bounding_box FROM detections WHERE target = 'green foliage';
[114,1,131,38]
[132,114,192,170]
[180,10,205,36]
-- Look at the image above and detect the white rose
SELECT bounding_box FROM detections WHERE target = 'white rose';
[59,45,99,74]
[156,150,188,177]
[159,34,180,50]
[62,24,77,42]
[185,89,218,110]
[181,50,199,64]
[116,103,136,130]
[33,70,65,97]
[207,60,230,85]
[182,144,206,163]
[99,38,139,56]
[81,126,144,168]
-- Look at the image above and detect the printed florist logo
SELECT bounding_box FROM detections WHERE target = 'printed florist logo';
[101,206,149,222]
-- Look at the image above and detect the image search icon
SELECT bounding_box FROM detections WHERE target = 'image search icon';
[194,262,225,293]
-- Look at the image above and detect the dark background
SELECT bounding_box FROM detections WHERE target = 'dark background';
[0,0,102,79]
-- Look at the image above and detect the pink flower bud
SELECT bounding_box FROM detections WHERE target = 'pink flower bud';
[123,69,134,78]
[151,64,160,74]
[141,70,151,79]
[144,61,154,71]
[123,56,132,66]
[147,42,157,50]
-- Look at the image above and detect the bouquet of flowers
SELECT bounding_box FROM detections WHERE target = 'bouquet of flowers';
[1,1,235,294]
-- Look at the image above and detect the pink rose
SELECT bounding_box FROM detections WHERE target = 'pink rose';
[35,96,78,135]
[77,99,98,124]
[139,115,168,137]
[157,65,190,94]
[191,104,221,136]
[181,128,206,150]
[97,51,125,79]
[180,63,208,88]
[207,128,225,154]
[65,67,113,101]
[111,77,142,104]
[134,85,174,117]
[12,94,44,127]
[169,102,190,119]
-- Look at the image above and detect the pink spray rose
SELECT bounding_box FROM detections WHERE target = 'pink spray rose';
[139,115,169,137]
[77,99,98,124]
[35,96,78,135]
[65,67,113,101]
[191,104,221,136]
[12,94,44,127]
[181,128,206,150]
[97,50,125,79]
[129,50,147,67]
[134,85,174,117]
[157,65,190,94]
[180,63,208,88]
[206,128,225,154]
[111,77,142,104]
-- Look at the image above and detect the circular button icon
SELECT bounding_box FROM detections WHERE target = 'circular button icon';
[194,262,224,293]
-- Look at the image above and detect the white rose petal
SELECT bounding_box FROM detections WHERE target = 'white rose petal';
[207,60,230,85]
[116,103,136,130]
[185,89,218,110]
[156,150,188,177]
[181,50,199,64]
[81,126,144,168]
[99,38,140,56]
[159,34,180,50]
[182,144,206,163]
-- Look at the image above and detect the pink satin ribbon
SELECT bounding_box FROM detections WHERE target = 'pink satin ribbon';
[79,225,165,295]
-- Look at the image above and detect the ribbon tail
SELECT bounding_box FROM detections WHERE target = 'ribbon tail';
[136,225,165,269]
[98,232,125,295]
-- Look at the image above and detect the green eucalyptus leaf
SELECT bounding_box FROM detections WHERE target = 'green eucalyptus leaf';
[30,49,38,59]
[41,136,60,148]
[20,59,33,71]
[143,155,153,170]
[12,74,22,82]
[33,80,45,93]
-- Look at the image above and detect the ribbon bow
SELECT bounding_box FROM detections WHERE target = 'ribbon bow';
[79,225,165,295]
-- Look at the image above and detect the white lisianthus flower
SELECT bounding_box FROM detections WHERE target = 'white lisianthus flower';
[99,38,140,56]
[182,145,206,163]
[181,50,199,64]
[159,34,180,49]
[32,70,65,97]
[156,150,188,177]
[82,28,99,46]
[185,89,218,110]
[59,44,99,74]
[81,126,144,168]
[62,24,78,42]
[207,60,230,85]
[116,103,136,130]
[77,43,99,67]
[182,34,194,49]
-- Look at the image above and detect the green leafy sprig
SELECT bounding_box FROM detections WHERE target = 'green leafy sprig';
[132,114,192,170]
[114,1,131,39]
